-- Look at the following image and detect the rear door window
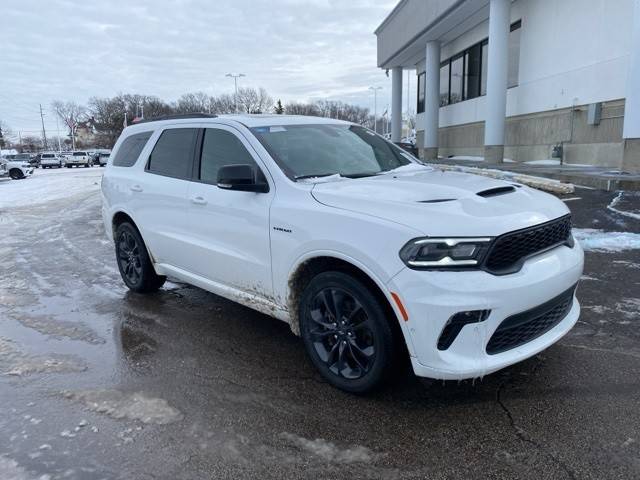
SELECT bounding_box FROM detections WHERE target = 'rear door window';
[112,131,152,167]
[147,128,198,179]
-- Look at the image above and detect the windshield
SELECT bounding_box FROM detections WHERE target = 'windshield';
[250,124,413,180]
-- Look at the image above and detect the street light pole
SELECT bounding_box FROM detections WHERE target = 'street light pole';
[225,73,246,113]
[368,86,382,133]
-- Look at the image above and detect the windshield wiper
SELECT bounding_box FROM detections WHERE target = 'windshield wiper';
[294,173,337,181]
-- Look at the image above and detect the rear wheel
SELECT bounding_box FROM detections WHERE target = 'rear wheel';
[114,222,166,293]
[299,271,396,393]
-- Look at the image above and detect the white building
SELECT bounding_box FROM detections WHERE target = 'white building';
[375,0,640,172]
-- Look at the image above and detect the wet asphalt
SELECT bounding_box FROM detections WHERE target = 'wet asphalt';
[0,169,639,479]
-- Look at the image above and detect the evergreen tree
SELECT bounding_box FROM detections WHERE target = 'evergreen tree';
[0,127,4,149]
[274,99,284,114]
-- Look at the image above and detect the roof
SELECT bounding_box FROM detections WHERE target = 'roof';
[124,114,352,132]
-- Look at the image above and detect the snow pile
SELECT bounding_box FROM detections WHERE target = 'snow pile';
[607,192,640,220]
[281,432,373,463]
[0,168,103,209]
[432,163,574,193]
[63,389,183,424]
[573,228,640,252]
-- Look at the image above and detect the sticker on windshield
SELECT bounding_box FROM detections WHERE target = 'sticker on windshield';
[270,126,287,133]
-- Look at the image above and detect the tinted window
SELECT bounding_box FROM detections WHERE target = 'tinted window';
[439,63,449,106]
[42,154,54,158]
[508,21,521,88]
[73,152,86,156]
[481,42,488,96]
[200,128,256,184]
[112,131,153,167]
[464,43,482,100]
[417,72,425,114]
[147,128,197,179]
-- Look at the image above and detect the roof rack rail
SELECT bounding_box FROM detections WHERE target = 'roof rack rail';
[132,113,217,124]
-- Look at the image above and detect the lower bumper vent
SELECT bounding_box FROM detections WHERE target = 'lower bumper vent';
[486,284,577,355]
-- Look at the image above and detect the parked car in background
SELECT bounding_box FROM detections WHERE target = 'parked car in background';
[394,142,419,158]
[0,160,7,178]
[95,151,111,166]
[40,152,64,168]
[13,153,39,169]
[65,151,93,168]
[2,156,34,179]
[102,114,584,393]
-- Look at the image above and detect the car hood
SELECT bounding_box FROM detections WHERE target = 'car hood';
[310,167,570,237]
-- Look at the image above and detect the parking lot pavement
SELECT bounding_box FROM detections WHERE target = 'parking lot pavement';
[0,172,639,479]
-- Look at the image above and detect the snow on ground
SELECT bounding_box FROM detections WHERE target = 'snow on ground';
[280,432,374,463]
[573,228,640,252]
[0,167,103,209]
[63,389,183,425]
[607,191,640,220]
[525,159,561,165]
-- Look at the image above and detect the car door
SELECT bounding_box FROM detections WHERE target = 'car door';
[131,127,198,267]
[184,125,274,300]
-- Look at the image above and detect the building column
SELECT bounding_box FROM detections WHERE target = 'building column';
[484,0,511,163]
[391,67,403,143]
[424,41,441,161]
[623,0,640,173]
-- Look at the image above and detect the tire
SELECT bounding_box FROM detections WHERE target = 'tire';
[114,222,166,293]
[9,169,24,180]
[299,271,396,394]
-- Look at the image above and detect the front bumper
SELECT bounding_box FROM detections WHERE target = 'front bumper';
[387,242,584,380]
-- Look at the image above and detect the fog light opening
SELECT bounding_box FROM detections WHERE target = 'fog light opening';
[437,310,491,351]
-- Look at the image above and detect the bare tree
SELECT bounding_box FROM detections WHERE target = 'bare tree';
[285,101,320,116]
[209,93,236,114]
[52,101,86,150]
[236,87,273,114]
[175,92,212,114]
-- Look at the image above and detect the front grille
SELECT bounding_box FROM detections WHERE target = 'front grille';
[483,215,572,274]
[486,285,576,355]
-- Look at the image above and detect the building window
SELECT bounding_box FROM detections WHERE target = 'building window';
[439,62,450,106]
[417,72,426,113]
[481,41,488,95]
[433,20,520,107]
[450,54,464,104]
[508,20,521,88]
[464,43,482,100]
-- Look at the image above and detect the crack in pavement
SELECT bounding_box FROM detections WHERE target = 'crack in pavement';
[495,360,578,480]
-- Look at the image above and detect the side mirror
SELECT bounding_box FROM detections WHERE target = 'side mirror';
[217,164,269,193]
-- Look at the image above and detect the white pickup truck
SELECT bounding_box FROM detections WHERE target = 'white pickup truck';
[65,151,93,168]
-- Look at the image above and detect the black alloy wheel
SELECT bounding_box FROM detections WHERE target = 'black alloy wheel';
[299,271,396,393]
[114,222,166,293]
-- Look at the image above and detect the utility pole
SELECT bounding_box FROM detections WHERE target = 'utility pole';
[369,86,382,133]
[39,104,48,150]
[225,73,246,113]
[55,115,62,152]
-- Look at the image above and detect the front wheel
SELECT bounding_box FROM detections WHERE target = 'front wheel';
[114,222,166,293]
[299,271,396,394]
[9,169,24,180]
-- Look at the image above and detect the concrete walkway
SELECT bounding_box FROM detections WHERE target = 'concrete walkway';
[431,158,640,191]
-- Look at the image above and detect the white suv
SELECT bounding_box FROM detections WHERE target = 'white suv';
[101,114,584,393]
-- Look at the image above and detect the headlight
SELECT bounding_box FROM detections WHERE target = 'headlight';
[399,237,493,269]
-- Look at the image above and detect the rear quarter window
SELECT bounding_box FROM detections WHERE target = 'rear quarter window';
[112,131,153,167]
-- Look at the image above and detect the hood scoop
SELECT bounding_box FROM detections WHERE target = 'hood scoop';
[418,198,456,203]
[476,186,516,198]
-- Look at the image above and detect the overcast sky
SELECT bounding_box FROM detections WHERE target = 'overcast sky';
[0,0,416,137]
